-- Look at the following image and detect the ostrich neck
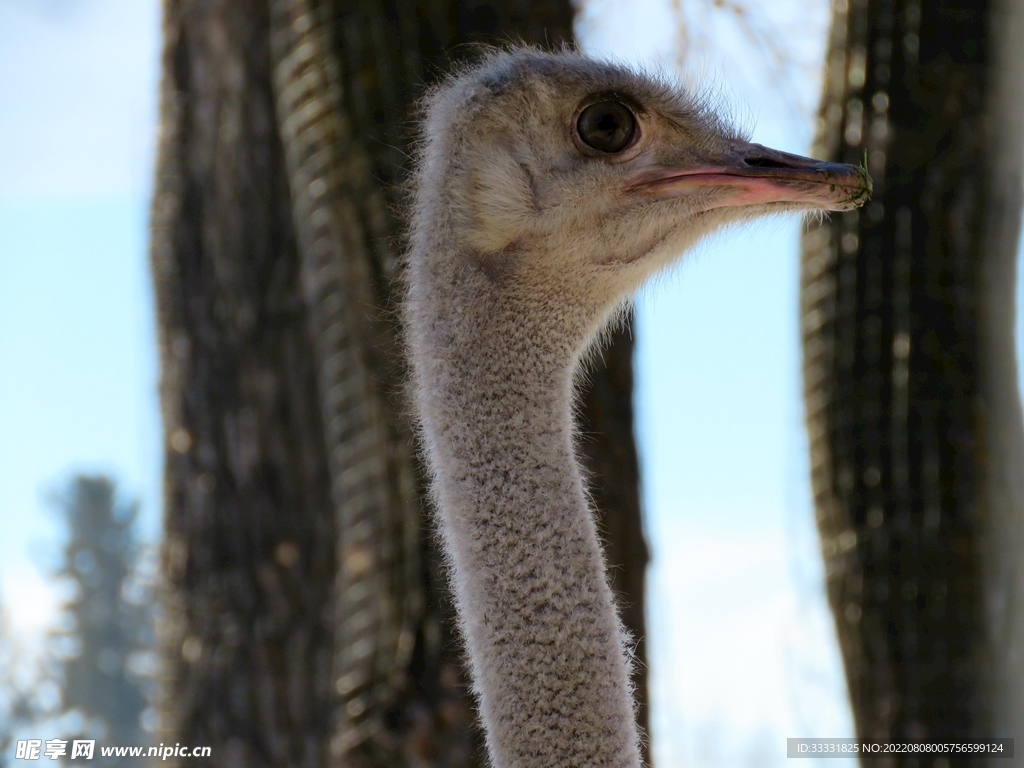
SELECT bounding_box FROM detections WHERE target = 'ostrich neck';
[414,281,642,768]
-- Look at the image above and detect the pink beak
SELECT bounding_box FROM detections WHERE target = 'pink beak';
[626,141,871,213]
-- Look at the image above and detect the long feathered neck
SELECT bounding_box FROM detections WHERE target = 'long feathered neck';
[406,247,642,767]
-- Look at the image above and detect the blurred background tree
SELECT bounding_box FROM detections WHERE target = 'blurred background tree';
[802,0,1024,749]
[0,606,48,768]
[51,476,154,763]
[151,1,646,766]
[0,476,155,767]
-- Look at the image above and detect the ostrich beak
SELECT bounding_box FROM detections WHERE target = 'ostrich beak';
[626,141,871,212]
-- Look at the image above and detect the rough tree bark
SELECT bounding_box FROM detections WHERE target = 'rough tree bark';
[151,5,336,766]
[151,1,649,766]
[801,0,1024,758]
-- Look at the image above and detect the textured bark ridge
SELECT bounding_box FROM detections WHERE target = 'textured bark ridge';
[268,0,422,755]
[151,1,648,766]
[802,0,1024,751]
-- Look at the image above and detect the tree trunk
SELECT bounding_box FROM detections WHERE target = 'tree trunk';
[801,0,1024,756]
[152,4,336,765]
[151,1,649,766]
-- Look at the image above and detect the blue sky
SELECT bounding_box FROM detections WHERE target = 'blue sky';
[5,0,1020,764]
[0,0,163,635]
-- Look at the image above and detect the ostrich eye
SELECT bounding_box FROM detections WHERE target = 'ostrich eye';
[577,101,637,153]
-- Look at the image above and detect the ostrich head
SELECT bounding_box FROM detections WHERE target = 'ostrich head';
[411,48,869,352]
[404,47,870,768]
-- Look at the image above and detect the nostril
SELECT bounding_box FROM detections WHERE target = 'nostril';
[743,156,793,169]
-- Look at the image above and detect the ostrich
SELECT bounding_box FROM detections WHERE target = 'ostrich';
[404,48,870,767]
